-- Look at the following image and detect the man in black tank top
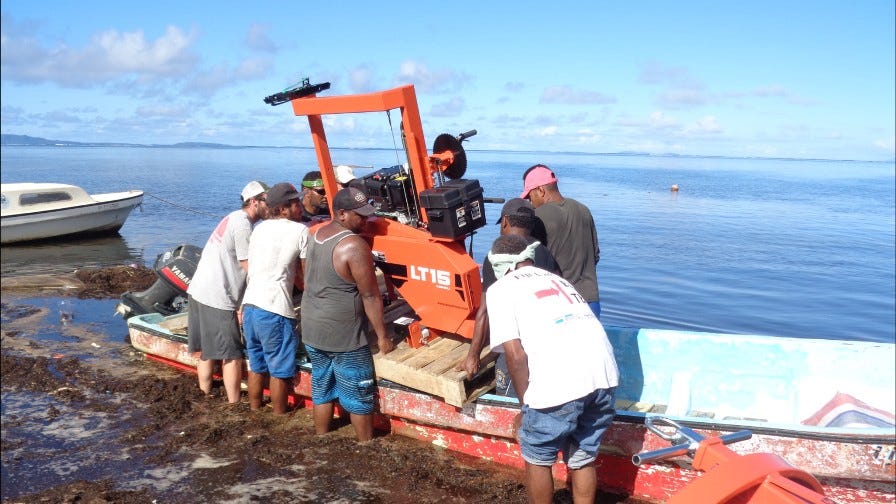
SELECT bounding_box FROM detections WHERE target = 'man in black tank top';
[301,187,395,442]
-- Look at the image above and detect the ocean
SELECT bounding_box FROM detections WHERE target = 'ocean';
[2,145,894,343]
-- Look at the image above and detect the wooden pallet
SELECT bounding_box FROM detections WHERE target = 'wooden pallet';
[373,337,497,407]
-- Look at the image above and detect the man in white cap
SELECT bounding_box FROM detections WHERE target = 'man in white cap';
[334,165,356,190]
[187,180,268,403]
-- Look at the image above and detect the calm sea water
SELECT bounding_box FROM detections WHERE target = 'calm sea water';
[2,146,893,343]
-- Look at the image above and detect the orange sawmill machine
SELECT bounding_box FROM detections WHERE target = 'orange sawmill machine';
[264,79,491,349]
[263,81,839,504]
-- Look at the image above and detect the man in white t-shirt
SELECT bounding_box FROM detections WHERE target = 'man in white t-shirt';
[187,180,268,403]
[241,182,310,415]
[486,234,619,504]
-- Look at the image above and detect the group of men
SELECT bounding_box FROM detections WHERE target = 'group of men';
[185,163,618,502]
[186,167,391,440]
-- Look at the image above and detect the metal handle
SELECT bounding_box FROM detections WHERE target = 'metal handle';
[633,415,754,466]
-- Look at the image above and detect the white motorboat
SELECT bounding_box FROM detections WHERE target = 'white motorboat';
[1,183,143,244]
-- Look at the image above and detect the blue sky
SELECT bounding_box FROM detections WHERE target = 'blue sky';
[1,1,894,161]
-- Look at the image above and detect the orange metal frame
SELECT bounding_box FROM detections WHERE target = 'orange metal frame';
[288,85,481,340]
[668,436,832,504]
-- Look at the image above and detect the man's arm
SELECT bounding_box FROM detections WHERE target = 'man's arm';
[340,237,394,355]
[460,292,489,378]
[591,215,600,265]
[502,339,529,405]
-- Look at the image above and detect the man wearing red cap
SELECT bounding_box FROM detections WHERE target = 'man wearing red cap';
[521,164,602,319]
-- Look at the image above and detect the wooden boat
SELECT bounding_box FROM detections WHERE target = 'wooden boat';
[1,183,143,244]
[126,309,896,503]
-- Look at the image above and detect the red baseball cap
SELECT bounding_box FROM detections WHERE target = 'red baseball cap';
[520,166,557,198]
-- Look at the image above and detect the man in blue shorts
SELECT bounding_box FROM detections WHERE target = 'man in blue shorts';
[241,182,309,415]
[485,234,619,503]
[301,187,395,441]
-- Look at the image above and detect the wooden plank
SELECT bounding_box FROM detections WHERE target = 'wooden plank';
[422,341,476,375]
[374,337,488,407]
[614,399,635,411]
[377,340,418,363]
[400,338,463,369]
[628,402,656,413]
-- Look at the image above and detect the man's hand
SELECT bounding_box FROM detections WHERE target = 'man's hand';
[376,335,395,355]
[512,411,523,441]
[460,353,480,379]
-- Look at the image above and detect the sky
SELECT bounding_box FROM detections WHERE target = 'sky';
[1,1,894,161]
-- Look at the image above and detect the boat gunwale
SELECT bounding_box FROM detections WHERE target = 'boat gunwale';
[126,313,896,445]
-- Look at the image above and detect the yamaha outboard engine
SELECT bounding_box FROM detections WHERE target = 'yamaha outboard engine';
[116,244,202,319]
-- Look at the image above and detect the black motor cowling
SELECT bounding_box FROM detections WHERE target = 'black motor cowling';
[116,244,202,318]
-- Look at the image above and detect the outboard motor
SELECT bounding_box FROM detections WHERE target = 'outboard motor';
[116,244,202,318]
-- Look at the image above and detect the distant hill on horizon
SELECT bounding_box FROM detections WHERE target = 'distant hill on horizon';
[0,134,251,149]
[2,134,889,163]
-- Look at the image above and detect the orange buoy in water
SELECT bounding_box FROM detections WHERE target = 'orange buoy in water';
[671,184,679,192]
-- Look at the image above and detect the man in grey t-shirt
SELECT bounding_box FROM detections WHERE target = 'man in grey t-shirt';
[187,180,268,403]
[521,164,602,319]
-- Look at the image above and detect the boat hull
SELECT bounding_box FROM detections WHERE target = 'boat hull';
[126,313,896,503]
[1,184,143,244]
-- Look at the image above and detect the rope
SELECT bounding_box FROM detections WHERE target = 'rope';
[143,192,220,218]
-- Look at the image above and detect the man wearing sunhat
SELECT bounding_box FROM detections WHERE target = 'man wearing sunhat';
[187,180,269,403]
[301,187,394,442]
[242,182,310,415]
[521,164,602,319]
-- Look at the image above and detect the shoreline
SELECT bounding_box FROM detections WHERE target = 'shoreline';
[0,271,640,503]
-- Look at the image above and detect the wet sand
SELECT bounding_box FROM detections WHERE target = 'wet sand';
[1,268,639,503]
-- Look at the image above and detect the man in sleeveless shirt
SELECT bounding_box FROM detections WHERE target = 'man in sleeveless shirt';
[301,187,395,441]
[187,180,268,403]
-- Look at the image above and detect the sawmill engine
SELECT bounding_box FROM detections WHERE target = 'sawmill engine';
[355,164,486,240]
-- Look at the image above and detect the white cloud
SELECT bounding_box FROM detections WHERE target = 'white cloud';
[873,135,895,154]
[648,111,680,130]
[1,22,198,86]
[539,86,616,105]
[657,88,709,108]
[430,97,465,117]
[246,23,278,52]
[536,126,558,137]
[685,115,723,135]
[347,65,375,93]
[640,61,702,88]
[395,60,470,93]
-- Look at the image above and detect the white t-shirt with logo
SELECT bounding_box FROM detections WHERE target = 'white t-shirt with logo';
[187,209,252,311]
[487,265,619,409]
[242,218,310,318]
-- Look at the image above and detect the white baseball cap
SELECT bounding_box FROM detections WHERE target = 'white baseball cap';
[335,165,356,185]
[241,181,269,202]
